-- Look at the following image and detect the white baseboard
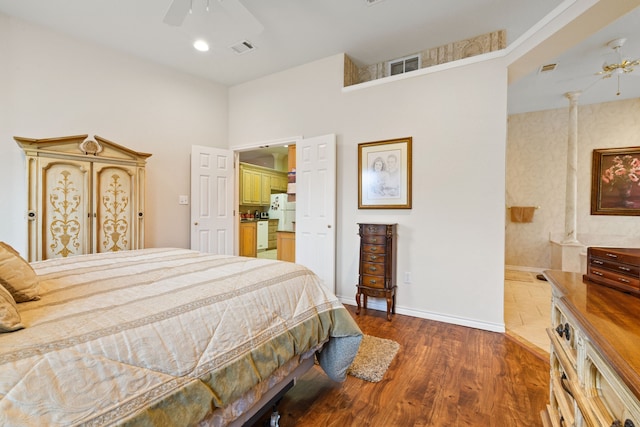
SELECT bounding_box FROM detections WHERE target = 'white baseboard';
[337,296,505,333]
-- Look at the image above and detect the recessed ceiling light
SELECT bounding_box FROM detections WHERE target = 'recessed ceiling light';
[193,39,209,52]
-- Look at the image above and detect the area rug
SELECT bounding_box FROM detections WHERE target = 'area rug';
[347,334,400,383]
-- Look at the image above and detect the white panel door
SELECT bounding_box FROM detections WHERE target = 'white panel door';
[295,134,336,293]
[190,145,235,254]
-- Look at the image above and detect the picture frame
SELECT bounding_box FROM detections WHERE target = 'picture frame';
[591,146,640,216]
[358,137,412,209]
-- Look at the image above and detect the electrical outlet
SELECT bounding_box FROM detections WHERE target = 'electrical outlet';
[404,272,412,284]
[178,195,189,205]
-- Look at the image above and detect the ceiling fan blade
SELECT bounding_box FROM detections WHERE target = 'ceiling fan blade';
[218,0,264,34]
[163,0,190,26]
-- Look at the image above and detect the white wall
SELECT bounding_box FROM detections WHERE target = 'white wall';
[229,54,508,331]
[0,14,229,254]
[506,98,640,268]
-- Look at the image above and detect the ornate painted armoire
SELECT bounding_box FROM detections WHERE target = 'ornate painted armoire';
[15,134,152,262]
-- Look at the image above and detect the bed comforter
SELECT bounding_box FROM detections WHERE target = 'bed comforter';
[0,248,362,426]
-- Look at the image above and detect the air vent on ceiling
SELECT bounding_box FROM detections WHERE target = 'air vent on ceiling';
[538,63,557,73]
[365,0,386,6]
[230,40,255,55]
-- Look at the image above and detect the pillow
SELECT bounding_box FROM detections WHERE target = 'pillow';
[0,242,40,302]
[0,284,24,333]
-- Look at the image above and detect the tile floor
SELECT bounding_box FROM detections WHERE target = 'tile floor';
[257,249,278,260]
[504,269,551,357]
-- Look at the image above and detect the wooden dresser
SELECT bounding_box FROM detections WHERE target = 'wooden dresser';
[584,247,640,297]
[541,270,640,427]
[355,223,397,321]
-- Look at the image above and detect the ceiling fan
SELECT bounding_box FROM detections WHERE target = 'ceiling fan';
[595,38,640,96]
[163,0,263,33]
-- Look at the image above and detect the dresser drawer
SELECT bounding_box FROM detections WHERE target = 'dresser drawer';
[362,252,385,263]
[589,247,640,267]
[590,257,640,277]
[361,234,386,245]
[362,262,385,275]
[361,274,385,289]
[587,266,640,290]
[362,244,386,255]
[360,224,388,236]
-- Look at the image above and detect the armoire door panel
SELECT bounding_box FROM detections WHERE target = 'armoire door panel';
[40,159,91,260]
[94,164,136,254]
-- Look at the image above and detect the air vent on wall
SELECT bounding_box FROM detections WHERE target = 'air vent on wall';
[538,63,557,73]
[388,54,421,76]
[230,40,255,55]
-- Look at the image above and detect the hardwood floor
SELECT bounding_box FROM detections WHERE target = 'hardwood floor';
[256,305,549,427]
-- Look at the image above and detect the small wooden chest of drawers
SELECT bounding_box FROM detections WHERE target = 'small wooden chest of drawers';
[355,223,397,321]
[584,247,640,297]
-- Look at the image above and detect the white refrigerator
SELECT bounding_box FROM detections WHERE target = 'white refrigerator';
[268,194,295,232]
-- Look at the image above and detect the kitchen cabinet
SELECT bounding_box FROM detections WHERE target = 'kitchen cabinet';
[268,220,278,250]
[15,134,151,262]
[271,174,288,192]
[277,231,295,262]
[288,145,296,172]
[240,165,262,205]
[239,163,287,205]
[260,174,271,205]
[239,221,257,257]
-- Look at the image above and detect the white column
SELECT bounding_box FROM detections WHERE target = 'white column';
[271,153,286,171]
[563,91,581,244]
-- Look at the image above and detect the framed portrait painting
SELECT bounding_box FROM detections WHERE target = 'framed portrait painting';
[358,137,412,209]
[591,146,640,216]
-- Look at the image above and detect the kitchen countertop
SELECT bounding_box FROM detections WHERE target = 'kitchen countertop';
[240,218,269,222]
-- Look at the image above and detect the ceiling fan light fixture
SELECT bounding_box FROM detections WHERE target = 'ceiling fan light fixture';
[607,37,627,51]
[193,39,210,52]
[593,36,640,96]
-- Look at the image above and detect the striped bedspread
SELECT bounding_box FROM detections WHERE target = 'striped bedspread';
[0,248,362,426]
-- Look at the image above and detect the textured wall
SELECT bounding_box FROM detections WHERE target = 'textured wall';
[356,30,505,84]
[506,97,640,268]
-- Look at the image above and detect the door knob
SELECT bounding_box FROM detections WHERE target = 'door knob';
[194,222,198,226]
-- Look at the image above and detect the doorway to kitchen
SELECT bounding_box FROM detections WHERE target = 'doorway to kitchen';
[234,133,337,293]
[238,143,295,261]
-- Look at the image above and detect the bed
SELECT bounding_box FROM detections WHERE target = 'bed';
[0,246,363,426]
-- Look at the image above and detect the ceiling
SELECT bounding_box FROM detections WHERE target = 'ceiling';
[0,0,639,115]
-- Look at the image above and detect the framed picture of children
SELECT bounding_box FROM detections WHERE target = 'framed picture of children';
[358,137,412,209]
[591,146,640,216]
